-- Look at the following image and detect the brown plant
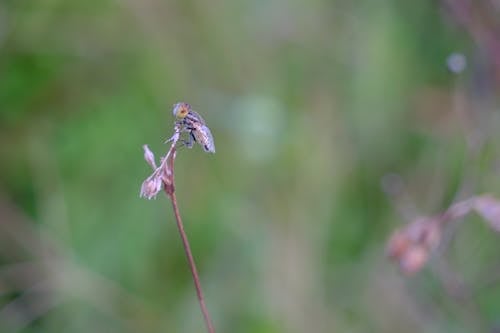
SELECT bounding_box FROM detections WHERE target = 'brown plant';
[140,106,216,333]
[387,195,500,275]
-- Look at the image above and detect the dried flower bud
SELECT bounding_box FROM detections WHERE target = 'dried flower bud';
[140,175,163,199]
[399,246,428,276]
[386,229,411,260]
[387,216,442,275]
[143,145,157,169]
[387,194,500,276]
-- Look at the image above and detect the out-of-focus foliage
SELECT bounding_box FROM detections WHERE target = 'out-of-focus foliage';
[1,0,500,332]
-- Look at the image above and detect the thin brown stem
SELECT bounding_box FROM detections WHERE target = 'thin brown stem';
[141,118,216,332]
[165,190,216,333]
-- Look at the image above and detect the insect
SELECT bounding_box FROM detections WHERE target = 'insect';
[172,102,216,153]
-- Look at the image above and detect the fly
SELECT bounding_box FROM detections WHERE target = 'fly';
[172,102,216,153]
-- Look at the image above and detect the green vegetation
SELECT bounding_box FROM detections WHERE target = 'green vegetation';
[1,1,499,332]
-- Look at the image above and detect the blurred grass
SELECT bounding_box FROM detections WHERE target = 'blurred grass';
[1,0,500,332]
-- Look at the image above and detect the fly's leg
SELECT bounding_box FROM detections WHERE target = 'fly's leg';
[186,132,196,148]
[164,121,185,144]
[164,133,178,144]
[178,132,195,149]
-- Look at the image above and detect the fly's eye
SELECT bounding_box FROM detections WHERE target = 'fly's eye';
[173,102,191,119]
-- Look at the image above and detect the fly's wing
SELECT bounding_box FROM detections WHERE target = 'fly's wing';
[192,122,216,153]
[202,124,216,153]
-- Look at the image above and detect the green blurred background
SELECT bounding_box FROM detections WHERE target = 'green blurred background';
[1,1,500,332]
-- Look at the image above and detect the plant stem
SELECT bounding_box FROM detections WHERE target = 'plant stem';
[166,189,215,333]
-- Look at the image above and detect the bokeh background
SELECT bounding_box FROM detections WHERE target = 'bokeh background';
[1,1,500,332]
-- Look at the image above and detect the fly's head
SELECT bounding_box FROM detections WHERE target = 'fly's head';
[172,102,191,120]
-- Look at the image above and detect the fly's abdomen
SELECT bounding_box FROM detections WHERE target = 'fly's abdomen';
[192,124,216,153]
